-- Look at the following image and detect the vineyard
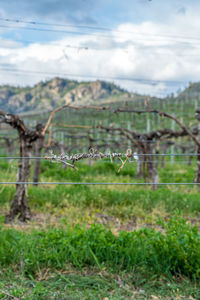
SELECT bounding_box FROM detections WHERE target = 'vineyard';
[0,91,200,299]
[1,0,200,297]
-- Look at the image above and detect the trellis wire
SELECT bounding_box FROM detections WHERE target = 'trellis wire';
[0,153,199,160]
[0,158,196,163]
[0,182,199,185]
[0,154,198,185]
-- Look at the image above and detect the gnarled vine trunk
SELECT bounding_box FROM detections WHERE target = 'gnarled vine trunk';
[134,140,159,189]
[147,147,159,190]
[136,149,144,179]
[33,134,45,185]
[0,106,68,222]
[6,137,32,222]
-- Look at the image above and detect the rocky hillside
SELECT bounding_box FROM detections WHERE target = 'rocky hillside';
[0,78,135,114]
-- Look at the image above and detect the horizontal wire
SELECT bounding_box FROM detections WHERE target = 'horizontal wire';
[127,160,194,163]
[131,153,197,157]
[1,17,200,46]
[102,160,194,164]
[0,24,115,39]
[0,67,188,84]
[5,24,190,47]
[0,24,193,44]
[0,157,47,160]
[1,17,200,42]
[0,154,197,160]
[0,182,199,185]
[0,159,196,164]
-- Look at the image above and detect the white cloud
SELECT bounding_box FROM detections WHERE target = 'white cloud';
[1,10,200,96]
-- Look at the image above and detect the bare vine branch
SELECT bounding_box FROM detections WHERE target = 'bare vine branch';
[45,148,134,171]
[114,108,200,146]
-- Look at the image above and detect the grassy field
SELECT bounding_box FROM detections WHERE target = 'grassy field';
[0,159,200,299]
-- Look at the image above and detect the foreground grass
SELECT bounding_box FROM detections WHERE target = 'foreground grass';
[0,268,199,299]
[1,218,199,278]
[0,159,200,298]
[0,217,200,299]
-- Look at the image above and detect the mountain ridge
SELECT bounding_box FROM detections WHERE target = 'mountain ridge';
[0,77,137,114]
[1,78,200,114]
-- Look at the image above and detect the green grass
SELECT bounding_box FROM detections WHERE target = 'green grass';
[0,268,199,299]
[1,160,200,224]
[0,217,199,299]
[0,159,200,298]
[1,217,200,278]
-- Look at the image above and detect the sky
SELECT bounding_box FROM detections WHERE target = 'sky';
[0,0,200,96]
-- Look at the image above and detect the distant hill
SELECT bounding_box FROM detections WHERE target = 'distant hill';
[177,82,200,98]
[2,78,200,115]
[0,77,139,114]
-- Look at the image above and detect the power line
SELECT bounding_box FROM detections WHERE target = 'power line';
[0,24,114,39]
[0,67,188,85]
[0,23,199,47]
[0,17,113,32]
[1,17,200,45]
